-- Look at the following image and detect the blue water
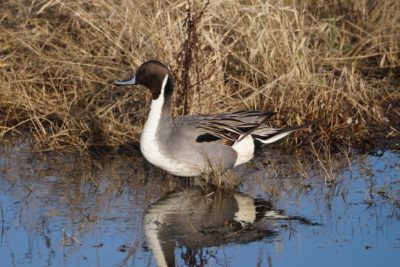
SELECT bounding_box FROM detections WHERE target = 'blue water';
[0,145,399,267]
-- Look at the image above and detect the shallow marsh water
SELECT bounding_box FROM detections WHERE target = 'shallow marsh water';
[0,142,399,267]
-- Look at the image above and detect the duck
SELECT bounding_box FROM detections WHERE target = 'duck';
[114,60,303,177]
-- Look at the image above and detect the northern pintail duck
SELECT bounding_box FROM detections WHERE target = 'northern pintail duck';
[114,61,303,176]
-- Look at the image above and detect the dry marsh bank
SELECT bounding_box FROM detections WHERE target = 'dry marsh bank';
[0,0,399,152]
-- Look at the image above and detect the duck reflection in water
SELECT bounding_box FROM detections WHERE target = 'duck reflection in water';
[144,187,317,267]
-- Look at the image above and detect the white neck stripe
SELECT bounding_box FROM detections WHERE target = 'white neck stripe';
[158,74,168,100]
[140,73,192,175]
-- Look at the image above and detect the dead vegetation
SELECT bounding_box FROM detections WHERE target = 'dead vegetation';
[0,0,399,152]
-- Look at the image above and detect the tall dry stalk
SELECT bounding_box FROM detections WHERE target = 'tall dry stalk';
[0,0,398,151]
[175,0,210,116]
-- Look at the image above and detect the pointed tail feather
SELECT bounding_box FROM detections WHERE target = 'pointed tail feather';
[234,113,276,144]
[253,125,306,145]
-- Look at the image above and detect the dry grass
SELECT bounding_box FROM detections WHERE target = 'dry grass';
[0,0,399,152]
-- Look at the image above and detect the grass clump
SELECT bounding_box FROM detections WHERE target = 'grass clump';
[0,0,399,151]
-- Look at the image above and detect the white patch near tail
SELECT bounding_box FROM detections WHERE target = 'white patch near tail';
[256,130,295,144]
[232,134,254,167]
[234,194,256,223]
[264,210,288,219]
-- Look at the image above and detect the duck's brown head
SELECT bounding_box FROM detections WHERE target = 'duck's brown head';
[114,60,174,99]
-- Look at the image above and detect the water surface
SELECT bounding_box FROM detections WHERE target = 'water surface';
[0,143,399,266]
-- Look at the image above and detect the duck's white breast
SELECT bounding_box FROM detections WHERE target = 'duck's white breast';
[140,75,201,177]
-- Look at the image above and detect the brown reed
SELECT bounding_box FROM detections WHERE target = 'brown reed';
[0,0,399,152]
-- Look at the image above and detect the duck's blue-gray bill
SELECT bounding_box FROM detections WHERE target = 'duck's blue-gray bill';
[114,75,136,85]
